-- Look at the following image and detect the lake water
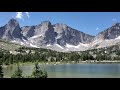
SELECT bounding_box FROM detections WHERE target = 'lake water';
[3,63,120,78]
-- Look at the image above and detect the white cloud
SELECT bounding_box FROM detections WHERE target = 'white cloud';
[96,27,99,30]
[15,12,30,20]
[16,12,23,19]
[25,12,30,18]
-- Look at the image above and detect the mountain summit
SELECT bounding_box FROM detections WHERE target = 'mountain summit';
[1,19,120,52]
[0,19,25,41]
[94,23,120,41]
[21,20,94,48]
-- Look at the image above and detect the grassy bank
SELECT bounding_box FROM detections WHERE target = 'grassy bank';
[2,60,120,68]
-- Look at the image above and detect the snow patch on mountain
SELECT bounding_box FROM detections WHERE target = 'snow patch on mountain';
[23,39,27,42]
[47,44,51,46]
[31,35,42,39]
[11,40,18,43]
[30,43,39,48]
[65,43,89,49]
[79,43,89,47]
[55,44,64,49]
[115,36,120,39]
[66,44,79,48]
[20,42,24,45]
[56,35,62,39]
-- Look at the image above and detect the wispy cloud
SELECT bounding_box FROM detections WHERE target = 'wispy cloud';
[25,12,30,18]
[15,12,30,20]
[96,27,99,30]
[16,12,23,19]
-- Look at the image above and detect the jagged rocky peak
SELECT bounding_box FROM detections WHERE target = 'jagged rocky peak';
[93,22,120,41]
[22,26,36,31]
[21,26,36,38]
[7,18,19,27]
[35,20,53,33]
[54,23,68,30]
[40,21,52,27]
[109,22,120,30]
[53,22,95,46]
[22,21,55,39]
[4,18,120,52]
[34,20,53,32]
[0,18,25,41]
[112,22,120,27]
[55,23,67,27]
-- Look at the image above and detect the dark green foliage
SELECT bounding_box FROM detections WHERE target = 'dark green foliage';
[11,64,23,78]
[0,61,3,78]
[31,62,47,78]
[1,43,120,66]
[116,50,120,56]
[1,42,120,78]
[71,53,80,61]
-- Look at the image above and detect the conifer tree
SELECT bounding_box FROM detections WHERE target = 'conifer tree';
[0,61,3,78]
[11,64,23,78]
[31,62,47,78]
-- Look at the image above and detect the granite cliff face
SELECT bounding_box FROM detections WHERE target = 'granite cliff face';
[94,23,120,41]
[22,21,56,46]
[21,21,94,50]
[89,23,120,49]
[1,19,120,52]
[0,19,25,41]
[53,23,94,46]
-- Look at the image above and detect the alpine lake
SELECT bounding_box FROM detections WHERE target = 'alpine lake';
[3,62,120,78]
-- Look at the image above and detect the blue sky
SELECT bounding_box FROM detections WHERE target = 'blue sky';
[0,12,120,36]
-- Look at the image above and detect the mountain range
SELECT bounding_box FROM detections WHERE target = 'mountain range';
[0,18,120,52]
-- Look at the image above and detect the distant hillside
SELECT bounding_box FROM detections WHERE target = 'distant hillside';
[0,39,24,52]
